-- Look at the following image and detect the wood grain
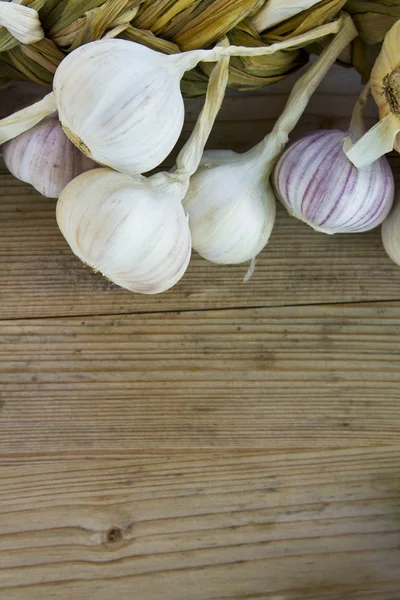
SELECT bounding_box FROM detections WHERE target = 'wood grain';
[2,162,400,320]
[0,447,399,599]
[1,302,400,451]
[1,64,398,320]
[1,64,400,599]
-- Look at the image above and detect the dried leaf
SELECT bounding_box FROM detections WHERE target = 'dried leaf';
[228,20,306,77]
[263,0,346,40]
[20,37,64,72]
[152,2,205,39]
[45,0,106,36]
[119,24,180,53]
[134,0,181,30]
[51,15,86,47]
[352,12,399,44]
[251,0,323,33]
[68,0,133,50]
[346,0,400,16]
[351,36,379,80]
[173,0,262,50]
[3,44,53,84]
[147,0,195,34]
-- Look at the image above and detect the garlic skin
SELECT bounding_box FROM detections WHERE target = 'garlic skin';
[382,198,400,266]
[53,40,187,175]
[57,169,191,294]
[183,148,275,264]
[274,130,394,234]
[3,116,96,198]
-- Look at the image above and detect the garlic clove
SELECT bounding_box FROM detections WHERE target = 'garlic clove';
[57,169,191,295]
[3,116,97,198]
[183,149,275,264]
[274,130,395,234]
[382,196,400,267]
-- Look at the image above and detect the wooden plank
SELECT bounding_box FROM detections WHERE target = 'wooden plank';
[2,160,400,320]
[0,447,399,598]
[2,64,397,320]
[1,302,400,451]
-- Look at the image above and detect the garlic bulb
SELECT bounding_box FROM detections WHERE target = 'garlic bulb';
[183,14,357,265]
[3,116,96,198]
[183,147,275,264]
[346,20,400,168]
[382,197,400,266]
[274,130,394,233]
[57,169,191,294]
[57,46,230,294]
[0,18,342,174]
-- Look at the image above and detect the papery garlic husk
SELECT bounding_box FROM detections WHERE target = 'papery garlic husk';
[183,147,275,264]
[0,18,343,175]
[0,2,44,45]
[382,196,400,266]
[251,0,323,32]
[57,169,191,294]
[274,129,394,233]
[345,20,400,168]
[182,13,357,265]
[3,116,96,198]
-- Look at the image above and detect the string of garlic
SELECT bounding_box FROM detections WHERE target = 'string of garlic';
[0,18,342,175]
[182,13,357,267]
[56,41,230,295]
[274,83,394,233]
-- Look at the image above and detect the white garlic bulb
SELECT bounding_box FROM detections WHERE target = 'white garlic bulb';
[382,197,400,266]
[274,130,394,234]
[183,14,357,265]
[53,40,187,175]
[0,18,343,174]
[183,147,275,264]
[3,116,96,198]
[56,44,231,295]
[57,169,191,294]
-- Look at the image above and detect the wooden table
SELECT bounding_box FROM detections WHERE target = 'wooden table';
[1,65,400,599]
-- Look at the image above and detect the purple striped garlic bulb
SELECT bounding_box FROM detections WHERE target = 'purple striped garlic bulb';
[273,130,394,234]
[3,115,96,198]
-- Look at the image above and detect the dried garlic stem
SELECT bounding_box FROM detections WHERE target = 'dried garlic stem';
[258,12,357,164]
[0,2,44,44]
[174,38,230,182]
[0,93,56,145]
